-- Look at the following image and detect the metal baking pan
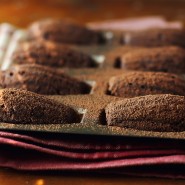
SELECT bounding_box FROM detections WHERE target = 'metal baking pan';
[0,22,184,140]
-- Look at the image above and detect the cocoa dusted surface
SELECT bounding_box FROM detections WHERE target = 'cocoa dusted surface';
[1,67,185,139]
[12,41,96,68]
[27,19,105,45]
[119,46,185,74]
[0,64,91,95]
[108,71,185,98]
[105,94,185,132]
[0,88,79,124]
[1,43,185,137]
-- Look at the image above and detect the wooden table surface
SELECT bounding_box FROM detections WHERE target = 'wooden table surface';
[0,0,185,184]
[1,0,185,27]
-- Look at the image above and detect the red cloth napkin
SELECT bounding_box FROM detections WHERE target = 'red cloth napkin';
[88,16,183,31]
[0,131,184,179]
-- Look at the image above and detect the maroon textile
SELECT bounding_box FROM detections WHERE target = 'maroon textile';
[0,131,184,179]
[88,16,183,31]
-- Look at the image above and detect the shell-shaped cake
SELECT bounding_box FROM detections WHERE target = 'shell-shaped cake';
[12,42,96,68]
[0,64,91,95]
[122,29,185,47]
[108,71,185,98]
[105,94,185,132]
[119,46,185,74]
[0,88,79,124]
[27,19,105,44]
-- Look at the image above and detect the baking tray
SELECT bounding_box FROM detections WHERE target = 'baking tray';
[0,22,184,140]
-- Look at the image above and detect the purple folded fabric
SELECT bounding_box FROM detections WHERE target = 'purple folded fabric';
[88,16,183,31]
[0,136,184,160]
[0,131,184,179]
[0,131,183,151]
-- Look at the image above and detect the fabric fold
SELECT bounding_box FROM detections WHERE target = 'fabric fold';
[0,130,184,179]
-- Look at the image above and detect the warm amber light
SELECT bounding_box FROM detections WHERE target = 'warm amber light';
[35,179,44,185]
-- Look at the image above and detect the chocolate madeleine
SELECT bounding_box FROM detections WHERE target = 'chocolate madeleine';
[119,46,185,74]
[12,42,96,68]
[27,19,105,45]
[122,28,185,47]
[0,88,79,124]
[0,64,91,95]
[108,71,185,98]
[105,94,185,132]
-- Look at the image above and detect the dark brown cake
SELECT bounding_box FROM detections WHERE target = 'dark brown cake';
[122,28,185,47]
[119,46,185,74]
[0,88,79,124]
[12,42,96,68]
[0,64,91,95]
[108,71,185,98]
[105,94,185,132]
[27,19,105,45]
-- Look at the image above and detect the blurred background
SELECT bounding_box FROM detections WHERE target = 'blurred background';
[0,0,185,27]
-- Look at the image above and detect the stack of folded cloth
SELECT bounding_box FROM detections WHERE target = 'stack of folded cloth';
[0,131,184,178]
